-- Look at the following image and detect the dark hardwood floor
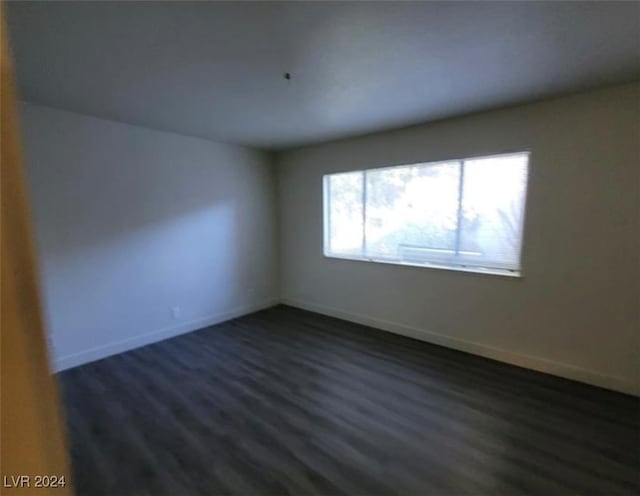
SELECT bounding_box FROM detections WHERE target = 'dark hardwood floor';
[59,305,640,496]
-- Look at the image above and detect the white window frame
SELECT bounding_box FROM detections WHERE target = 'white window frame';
[322,151,530,278]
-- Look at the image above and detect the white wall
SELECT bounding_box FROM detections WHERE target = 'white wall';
[276,83,640,395]
[21,85,639,394]
[20,102,279,370]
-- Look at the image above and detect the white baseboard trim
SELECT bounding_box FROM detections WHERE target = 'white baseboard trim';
[281,297,639,396]
[52,298,279,372]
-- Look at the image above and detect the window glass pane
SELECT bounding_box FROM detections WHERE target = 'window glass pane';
[458,154,528,268]
[323,152,529,274]
[365,162,460,262]
[326,171,363,256]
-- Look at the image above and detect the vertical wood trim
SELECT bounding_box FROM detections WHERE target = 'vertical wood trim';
[0,3,73,494]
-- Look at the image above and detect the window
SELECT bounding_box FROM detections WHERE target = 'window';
[323,152,529,275]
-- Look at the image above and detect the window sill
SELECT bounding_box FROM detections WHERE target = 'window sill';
[323,253,523,278]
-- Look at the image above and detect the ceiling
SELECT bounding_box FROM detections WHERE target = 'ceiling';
[6,1,640,150]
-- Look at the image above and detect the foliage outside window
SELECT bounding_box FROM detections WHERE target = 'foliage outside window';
[323,152,529,275]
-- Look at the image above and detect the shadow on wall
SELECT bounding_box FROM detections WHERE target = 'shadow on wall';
[19,102,276,363]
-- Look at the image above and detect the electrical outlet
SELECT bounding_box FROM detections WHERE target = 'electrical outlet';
[171,306,182,319]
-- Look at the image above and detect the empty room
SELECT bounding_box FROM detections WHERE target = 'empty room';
[2,1,639,495]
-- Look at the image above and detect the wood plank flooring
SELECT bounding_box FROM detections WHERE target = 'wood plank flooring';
[58,305,640,495]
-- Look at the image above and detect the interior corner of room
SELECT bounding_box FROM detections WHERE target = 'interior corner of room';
[3,1,639,494]
[19,83,640,396]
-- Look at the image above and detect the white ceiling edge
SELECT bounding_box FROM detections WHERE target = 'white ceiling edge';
[20,79,639,155]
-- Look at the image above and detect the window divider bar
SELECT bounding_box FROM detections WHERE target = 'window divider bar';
[325,176,331,254]
[453,160,465,257]
[362,170,367,257]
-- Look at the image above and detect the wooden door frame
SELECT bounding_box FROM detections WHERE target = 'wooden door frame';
[1,2,72,494]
